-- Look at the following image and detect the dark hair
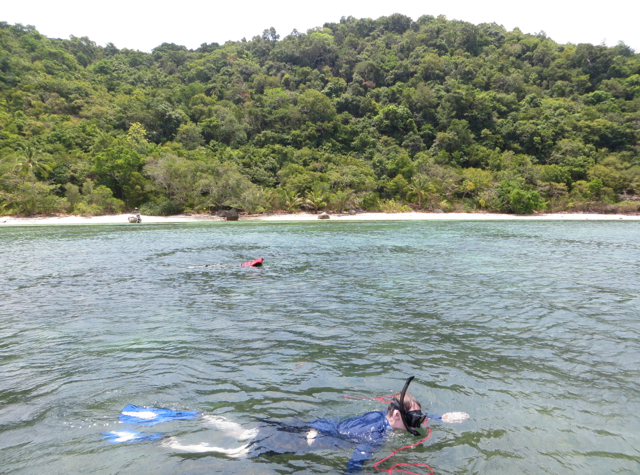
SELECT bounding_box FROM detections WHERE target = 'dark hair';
[386,391,421,417]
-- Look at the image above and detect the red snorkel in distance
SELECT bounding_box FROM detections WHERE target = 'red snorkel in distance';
[241,257,264,267]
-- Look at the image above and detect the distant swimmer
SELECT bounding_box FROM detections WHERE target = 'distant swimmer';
[241,257,263,267]
[189,258,264,269]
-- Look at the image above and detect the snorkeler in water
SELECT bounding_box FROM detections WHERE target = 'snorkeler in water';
[164,377,469,472]
[189,258,264,268]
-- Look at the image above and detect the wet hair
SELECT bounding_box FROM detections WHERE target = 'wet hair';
[386,391,421,417]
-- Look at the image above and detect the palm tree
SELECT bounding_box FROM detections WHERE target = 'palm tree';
[331,190,352,214]
[406,174,434,210]
[281,189,303,213]
[262,187,280,212]
[305,189,327,213]
[13,145,53,181]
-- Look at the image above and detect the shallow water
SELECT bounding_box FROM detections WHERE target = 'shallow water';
[1,220,639,474]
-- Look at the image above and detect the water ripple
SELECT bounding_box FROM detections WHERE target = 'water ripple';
[1,221,639,473]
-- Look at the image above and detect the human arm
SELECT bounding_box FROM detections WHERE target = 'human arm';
[423,412,442,421]
[346,439,383,473]
[422,411,469,423]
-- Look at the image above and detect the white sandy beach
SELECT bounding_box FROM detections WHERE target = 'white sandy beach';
[1,211,639,226]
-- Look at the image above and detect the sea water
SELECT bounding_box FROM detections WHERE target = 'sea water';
[0,220,638,474]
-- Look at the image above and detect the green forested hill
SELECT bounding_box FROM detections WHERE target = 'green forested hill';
[1,14,639,215]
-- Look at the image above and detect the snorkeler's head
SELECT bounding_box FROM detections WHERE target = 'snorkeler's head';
[387,377,425,436]
[386,391,421,416]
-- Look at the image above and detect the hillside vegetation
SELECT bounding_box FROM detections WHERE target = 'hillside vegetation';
[1,15,639,216]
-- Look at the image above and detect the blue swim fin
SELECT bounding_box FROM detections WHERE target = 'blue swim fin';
[119,404,199,426]
[103,430,163,443]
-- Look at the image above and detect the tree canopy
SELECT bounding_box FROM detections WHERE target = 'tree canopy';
[1,16,639,215]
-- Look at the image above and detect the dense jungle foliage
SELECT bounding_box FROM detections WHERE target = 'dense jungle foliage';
[1,14,640,216]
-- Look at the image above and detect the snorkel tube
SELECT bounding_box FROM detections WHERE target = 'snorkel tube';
[395,376,421,436]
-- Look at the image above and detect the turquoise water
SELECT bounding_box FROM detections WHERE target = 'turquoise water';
[1,221,639,474]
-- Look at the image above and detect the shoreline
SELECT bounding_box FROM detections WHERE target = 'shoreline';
[1,211,640,226]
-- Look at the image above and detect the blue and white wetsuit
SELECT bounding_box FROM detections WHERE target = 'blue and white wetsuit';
[250,409,441,472]
[107,405,442,472]
[309,410,393,472]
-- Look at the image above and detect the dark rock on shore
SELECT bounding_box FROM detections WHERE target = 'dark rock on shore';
[226,208,239,221]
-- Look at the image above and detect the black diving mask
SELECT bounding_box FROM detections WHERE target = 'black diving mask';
[390,404,426,428]
[405,409,427,427]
